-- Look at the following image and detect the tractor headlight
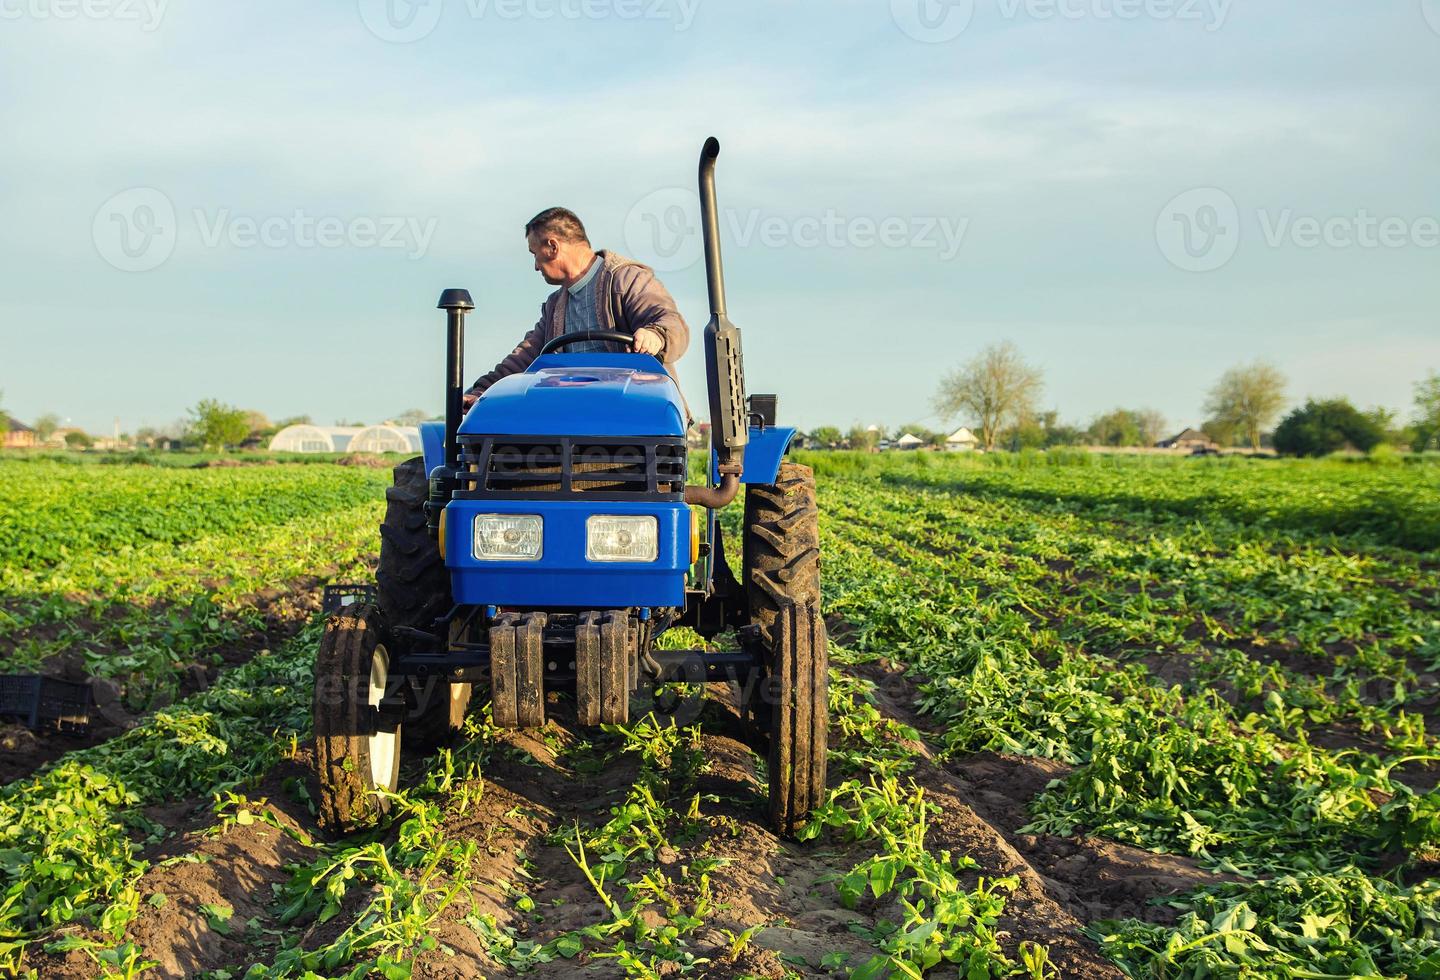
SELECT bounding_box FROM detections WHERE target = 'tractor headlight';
[473,515,543,561]
[586,515,658,563]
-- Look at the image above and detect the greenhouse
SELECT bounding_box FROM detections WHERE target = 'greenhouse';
[348,425,422,454]
[267,425,363,453]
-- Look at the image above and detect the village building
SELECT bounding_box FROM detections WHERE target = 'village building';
[945,426,979,451]
[1157,427,1218,452]
[2,416,36,449]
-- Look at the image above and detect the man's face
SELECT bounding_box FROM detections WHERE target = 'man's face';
[527,232,566,285]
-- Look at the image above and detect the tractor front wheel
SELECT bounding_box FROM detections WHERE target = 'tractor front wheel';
[313,604,402,832]
[378,456,471,747]
[741,462,829,836]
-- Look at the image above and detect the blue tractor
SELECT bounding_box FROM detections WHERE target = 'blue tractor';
[312,139,828,836]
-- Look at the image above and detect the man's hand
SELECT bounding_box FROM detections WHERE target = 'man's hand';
[631,328,664,356]
[463,390,479,409]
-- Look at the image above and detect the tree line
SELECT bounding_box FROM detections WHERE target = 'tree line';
[805,345,1440,458]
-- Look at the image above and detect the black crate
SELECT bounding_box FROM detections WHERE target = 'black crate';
[747,393,778,426]
[322,584,378,615]
[0,674,93,734]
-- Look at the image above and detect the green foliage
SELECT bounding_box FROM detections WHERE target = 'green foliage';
[0,625,321,968]
[1273,398,1387,457]
[64,430,93,449]
[797,449,1440,550]
[812,458,1440,978]
[188,399,250,451]
[1087,408,1144,447]
[1412,371,1440,452]
[1095,869,1440,977]
[0,460,389,568]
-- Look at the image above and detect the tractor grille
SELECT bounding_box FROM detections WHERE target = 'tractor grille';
[456,436,687,500]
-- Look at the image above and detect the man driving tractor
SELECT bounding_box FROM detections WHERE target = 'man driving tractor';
[463,207,691,406]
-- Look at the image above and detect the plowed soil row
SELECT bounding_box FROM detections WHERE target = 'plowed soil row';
[35,668,1221,979]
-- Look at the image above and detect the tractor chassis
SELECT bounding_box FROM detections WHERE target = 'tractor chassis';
[379,603,764,725]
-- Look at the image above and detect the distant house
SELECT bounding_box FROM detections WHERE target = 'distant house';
[2,416,36,449]
[895,432,925,451]
[687,422,711,451]
[1157,427,1216,452]
[945,427,979,452]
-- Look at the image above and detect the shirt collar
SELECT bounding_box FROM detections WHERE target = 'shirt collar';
[567,255,602,296]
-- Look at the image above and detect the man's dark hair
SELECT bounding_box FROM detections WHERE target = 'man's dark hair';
[525,207,589,245]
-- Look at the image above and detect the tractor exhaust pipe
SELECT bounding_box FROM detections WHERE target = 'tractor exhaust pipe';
[426,288,473,537]
[437,288,474,474]
[699,137,727,320]
[695,137,747,500]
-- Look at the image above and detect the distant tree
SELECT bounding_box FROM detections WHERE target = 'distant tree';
[335,418,366,427]
[1204,362,1287,451]
[1007,410,1084,450]
[1410,372,1440,452]
[34,413,61,442]
[0,390,8,437]
[64,430,93,449]
[1272,399,1385,457]
[1201,416,1239,448]
[1135,408,1168,446]
[1088,408,1144,447]
[242,410,273,441]
[274,414,313,429]
[809,426,843,448]
[1363,406,1401,446]
[189,399,250,451]
[394,408,429,427]
[847,425,880,452]
[935,342,1044,452]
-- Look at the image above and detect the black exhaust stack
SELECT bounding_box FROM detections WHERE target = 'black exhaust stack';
[429,288,474,534]
[685,137,747,509]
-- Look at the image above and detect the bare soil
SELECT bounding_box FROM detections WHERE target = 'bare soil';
[20,627,1236,980]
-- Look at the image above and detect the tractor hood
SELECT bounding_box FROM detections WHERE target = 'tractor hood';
[459,354,687,438]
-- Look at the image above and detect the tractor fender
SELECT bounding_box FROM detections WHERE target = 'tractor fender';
[716,425,795,485]
[419,420,445,476]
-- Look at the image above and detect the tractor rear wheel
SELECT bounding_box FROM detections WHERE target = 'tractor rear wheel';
[377,456,471,746]
[741,462,828,836]
[313,604,401,831]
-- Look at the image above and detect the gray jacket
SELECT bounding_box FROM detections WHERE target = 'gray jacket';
[467,250,690,396]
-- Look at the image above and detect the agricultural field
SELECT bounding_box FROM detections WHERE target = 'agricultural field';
[1,450,1438,979]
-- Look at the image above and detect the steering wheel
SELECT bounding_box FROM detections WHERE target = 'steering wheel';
[539,331,637,356]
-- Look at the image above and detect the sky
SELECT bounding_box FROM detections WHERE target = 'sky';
[1,0,1438,437]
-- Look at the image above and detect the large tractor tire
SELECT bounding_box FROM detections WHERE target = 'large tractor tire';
[741,462,828,836]
[377,456,470,747]
[313,604,401,831]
